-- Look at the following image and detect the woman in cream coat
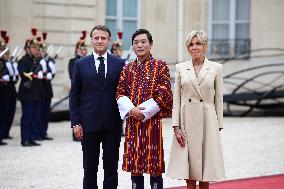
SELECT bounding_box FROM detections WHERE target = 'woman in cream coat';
[167,31,225,189]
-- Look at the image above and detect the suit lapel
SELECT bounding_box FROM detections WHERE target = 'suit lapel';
[184,61,203,98]
[87,54,97,74]
[103,53,113,89]
[86,54,102,90]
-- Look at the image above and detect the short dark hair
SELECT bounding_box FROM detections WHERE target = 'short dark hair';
[132,29,153,45]
[90,25,111,38]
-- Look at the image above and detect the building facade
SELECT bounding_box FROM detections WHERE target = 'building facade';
[1,0,284,98]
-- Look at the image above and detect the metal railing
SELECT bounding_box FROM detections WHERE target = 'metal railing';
[208,39,251,60]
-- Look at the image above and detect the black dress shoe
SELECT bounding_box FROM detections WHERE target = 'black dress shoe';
[42,136,53,140]
[21,141,33,147]
[35,137,43,141]
[0,140,8,146]
[29,141,41,146]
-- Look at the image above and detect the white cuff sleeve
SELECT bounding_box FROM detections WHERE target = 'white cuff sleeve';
[117,96,135,120]
[138,98,160,122]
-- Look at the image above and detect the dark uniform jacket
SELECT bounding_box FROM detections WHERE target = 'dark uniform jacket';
[0,59,17,103]
[17,54,44,101]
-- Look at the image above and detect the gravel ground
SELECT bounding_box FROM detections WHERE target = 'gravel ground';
[0,117,283,189]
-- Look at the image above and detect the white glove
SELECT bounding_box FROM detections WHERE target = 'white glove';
[48,61,56,74]
[39,59,47,73]
[46,72,53,80]
[2,75,10,81]
[37,71,43,79]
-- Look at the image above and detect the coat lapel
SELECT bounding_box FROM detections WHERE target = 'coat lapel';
[197,58,210,85]
[184,61,203,98]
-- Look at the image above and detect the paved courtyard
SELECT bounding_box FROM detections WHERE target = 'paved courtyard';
[0,117,284,189]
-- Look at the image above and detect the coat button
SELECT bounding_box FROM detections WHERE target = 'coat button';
[189,99,191,102]
[200,99,203,102]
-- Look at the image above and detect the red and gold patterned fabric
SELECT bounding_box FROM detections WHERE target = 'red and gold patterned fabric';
[116,55,173,175]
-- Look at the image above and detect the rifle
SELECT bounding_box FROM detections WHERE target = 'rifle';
[52,46,63,60]
[15,48,23,62]
[125,45,133,61]
[10,46,18,62]
[0,48,8,58]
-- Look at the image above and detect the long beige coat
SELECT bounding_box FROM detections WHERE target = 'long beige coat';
[167,58,225,182]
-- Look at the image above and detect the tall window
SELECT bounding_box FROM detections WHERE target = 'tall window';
[106,0,140,50]
[208,0,251,59]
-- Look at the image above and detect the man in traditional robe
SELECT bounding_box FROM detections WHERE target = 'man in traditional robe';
[116,29,173,189]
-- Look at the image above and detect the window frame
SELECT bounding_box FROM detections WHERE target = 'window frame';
[105,0,141,49]
[208,0,251,59]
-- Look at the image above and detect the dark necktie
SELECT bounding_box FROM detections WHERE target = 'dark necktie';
[97,56,105,88]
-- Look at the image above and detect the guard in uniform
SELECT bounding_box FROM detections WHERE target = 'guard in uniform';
[18,28,44,146]
[0,31,19,141]
[38,32,54,140]
[0,31,11,146]
[68,31,88,141]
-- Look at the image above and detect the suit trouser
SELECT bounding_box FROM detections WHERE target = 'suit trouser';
[3,97,16,138]
[0,102,9,140]
[20,101,41,143]
[82,129,121,189]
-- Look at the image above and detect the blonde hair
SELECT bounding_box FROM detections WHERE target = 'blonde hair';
[185,31,208,48]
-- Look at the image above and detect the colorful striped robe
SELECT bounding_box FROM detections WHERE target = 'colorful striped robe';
[116,56,173,175]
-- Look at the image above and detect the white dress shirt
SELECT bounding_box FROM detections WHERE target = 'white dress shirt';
[93,51,108,78]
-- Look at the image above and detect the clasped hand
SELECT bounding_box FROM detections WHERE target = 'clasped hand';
[128,107,145,121]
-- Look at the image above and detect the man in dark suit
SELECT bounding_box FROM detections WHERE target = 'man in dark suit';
[69,25,125,189]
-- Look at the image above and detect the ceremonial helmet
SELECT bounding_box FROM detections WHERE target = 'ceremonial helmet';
[76,30,87,50]
[0,30,9,50]
[38,32,48,52]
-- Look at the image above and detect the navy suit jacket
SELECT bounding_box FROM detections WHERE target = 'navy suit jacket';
[69,53,125,132]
